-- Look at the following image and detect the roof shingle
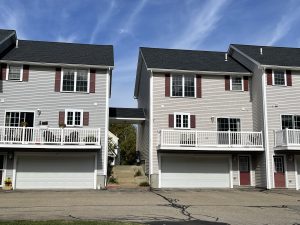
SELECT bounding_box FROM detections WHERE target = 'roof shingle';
[140,47,250,73]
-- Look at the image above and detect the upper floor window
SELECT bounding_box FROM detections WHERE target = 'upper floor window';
[174,113,190,129]
[281,115,300,129]
[230,76,243,91]
[273,70,286,86]
[62,69,89,93]
[7,65,22,81]
[171,75,195,97]
[217,118,241,132]
[65,109,83,127]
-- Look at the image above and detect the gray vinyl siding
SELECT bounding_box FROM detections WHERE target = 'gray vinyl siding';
[152,73,254,174]
[0,65,109,175]
[137,60,150,174]
[265,70,300,189]
[230,48,267,187]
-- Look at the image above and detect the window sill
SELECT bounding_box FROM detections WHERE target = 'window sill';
[5,80,23,82]
[60,91,90,94]
[230,90,244,92]
[170,96,196,99]
[173,127,191,130]
[271,85,287,87]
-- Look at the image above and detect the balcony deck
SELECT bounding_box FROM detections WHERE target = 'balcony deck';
[0,126,101,149]
[159,129,264,151]
[275,129,300,150]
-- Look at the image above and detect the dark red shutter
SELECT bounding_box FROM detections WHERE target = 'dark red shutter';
[196,75,202,98]
[243,76,249,91]
[83,112,89,126]
[165,73,170,97]
[55,68,61,92]
[58,111,65,126]
[0,64,7,80]
[190,115,196,128]
[22,65,29,82]
[286,70,292,86]
[225,75,230,91]
[90,69,96,93]
[168,114,174,128]
[266,69,272,85]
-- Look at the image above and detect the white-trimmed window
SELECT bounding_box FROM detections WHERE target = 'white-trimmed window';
[171,75,195,97]
[62,69,89,93]
[273,70,286,86]
[174,113,190,129]
[65,109,83,127]
[281,115,300,129]
[230,76,243,91]
[7,65,22,81]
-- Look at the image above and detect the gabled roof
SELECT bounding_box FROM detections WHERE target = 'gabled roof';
[0,29,15,42]
[140,47,250,73]
[1,40,114,67]
[231,44,300,68]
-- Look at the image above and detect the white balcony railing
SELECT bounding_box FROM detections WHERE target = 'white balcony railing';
[0,126,101,146]
[160,129,263,149]
[275,129,300,147]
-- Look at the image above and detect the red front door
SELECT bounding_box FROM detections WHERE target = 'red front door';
[239,156,250,185]
[274,156,286,188]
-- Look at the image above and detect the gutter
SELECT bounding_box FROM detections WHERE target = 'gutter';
[147,68,252,76]
[0,60,114,70]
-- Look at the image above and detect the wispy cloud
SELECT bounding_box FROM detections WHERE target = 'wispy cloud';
[56,34,78,43]
[113,0,148,44]
[0,3,27,39]
[89,0,116,44]
[266,1,300,45]
[171,0,229,49]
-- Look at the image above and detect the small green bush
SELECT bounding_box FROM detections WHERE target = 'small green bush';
[108,176,118,184]
[139,181,149,187]
[134,170,142,177]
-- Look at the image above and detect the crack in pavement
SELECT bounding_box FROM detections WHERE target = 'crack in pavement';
[152,190,219,222]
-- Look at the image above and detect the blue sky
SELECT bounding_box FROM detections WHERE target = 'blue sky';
[1,0,300,107]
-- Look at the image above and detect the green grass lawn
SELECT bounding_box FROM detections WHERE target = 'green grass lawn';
[0,221,142,225]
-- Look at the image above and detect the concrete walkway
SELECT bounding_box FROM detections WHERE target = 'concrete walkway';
[0,189,299,225]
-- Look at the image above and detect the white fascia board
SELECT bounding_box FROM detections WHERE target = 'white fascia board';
[261,64,300,70]
[109,117,145,121]
[0,60,114,70]
[148,68,252,76]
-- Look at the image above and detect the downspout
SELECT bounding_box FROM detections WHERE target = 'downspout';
[149,69,153,181]
[261,66,271,189]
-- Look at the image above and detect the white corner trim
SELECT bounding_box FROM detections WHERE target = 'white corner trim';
[262,68,272,189]
[103,69,110,176]
[149,70,154,176]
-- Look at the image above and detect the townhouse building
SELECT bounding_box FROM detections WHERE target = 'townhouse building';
[135,47,265,188]
[0,29,114,189]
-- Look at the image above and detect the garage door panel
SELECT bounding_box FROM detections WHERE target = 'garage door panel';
[161,155,230,188]
[16,154,95,189]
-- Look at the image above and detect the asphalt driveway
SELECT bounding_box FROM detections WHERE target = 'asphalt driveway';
[0,189,299,225]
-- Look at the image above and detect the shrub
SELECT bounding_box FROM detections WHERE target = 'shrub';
[108,176,118,184]
[134,170,142,177]
[139,181,149,187]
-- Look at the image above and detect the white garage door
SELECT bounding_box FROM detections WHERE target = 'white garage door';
[161,155,230,188]
[15,154,95,189]
[297,156,300,190]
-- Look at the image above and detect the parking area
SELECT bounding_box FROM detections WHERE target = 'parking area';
[0,189,299,225]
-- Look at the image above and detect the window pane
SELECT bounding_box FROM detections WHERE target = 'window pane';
[294,116,300,129]
[6,112,20,127]
[274,157,284,172]
[175,115,181,128]
[274,70,285,85]
[63,70,75,91]
[281,115,293,129]
[182,115,189,128]
[184,76,195,97]
[76,70,88,92]
[230,118,241,131]
[67,112,73,125]
[217,118,229,131]
[231,76,243,91]
[172,75,183,96]
[74,111,81,126]
[8,65,21,80]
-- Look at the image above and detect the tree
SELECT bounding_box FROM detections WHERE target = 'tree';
[109,123,136,165]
